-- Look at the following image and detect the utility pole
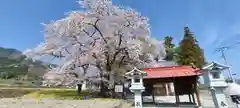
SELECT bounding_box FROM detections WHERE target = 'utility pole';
[215,41,240,83]
[215,46,234,82]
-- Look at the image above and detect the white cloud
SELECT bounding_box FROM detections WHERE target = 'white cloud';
[201,22,240,50]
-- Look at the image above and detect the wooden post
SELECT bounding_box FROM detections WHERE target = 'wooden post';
[152,85,155,104]
[122,83,125,99]
[165,83,169,96]
[188,94,192,103]
[177,95,180,103]
[192,93,196,104]
[174,80,177,103]
[173,78,179,106]
[175,94,178,104]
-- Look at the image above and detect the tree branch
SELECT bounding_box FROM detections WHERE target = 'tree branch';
[90,28,97,37]
[104,51,111,71]
[72,35,84,46]
[87,19,107,43]
[79,64,89,75]
[92,53,104,72]
[89,37,100,47]
[118,55,126,68]
[82,28,97,38]
[118,33,123,47]
[124,19,131,27]
[82,29,90,36]
[64,48,72,56]
[110,47,125,65]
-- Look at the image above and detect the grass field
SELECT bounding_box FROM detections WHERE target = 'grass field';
[0,87,97,100]
[0,79,39,88]
[0,79,92,99]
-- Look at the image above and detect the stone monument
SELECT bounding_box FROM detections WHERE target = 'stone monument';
[125,67,147,108]
[202,61,229,108]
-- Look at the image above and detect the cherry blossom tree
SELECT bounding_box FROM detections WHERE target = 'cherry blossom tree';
[24,0,166,96]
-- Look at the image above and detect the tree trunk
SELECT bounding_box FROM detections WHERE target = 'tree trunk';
[110,73,118,98]
[99,80,109,97]
[76,84,82,96]
[98,73,116,98]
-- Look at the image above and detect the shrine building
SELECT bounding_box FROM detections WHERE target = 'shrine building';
[142,65,202,106]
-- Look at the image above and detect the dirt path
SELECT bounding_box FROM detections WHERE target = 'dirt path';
[0,98,131,108]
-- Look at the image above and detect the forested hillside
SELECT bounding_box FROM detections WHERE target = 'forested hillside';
[0,47,52,85]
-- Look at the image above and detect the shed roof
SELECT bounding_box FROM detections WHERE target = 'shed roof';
[143,66,201,79]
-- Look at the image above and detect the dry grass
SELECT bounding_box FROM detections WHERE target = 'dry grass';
[0,87,96,100]
[0,88,35,98]
[24,88,95,100]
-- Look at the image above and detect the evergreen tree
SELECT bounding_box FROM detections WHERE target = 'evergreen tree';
[164,36,175,61]
[177,27,205,68]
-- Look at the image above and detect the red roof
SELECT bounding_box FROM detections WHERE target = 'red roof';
[143,66,201,79]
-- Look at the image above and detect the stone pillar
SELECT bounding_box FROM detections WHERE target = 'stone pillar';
[210,87,228,108]
[134,90,143,108]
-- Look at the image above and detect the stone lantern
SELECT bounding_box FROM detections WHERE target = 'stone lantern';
[202,61,229,108]
[125,67,147,108]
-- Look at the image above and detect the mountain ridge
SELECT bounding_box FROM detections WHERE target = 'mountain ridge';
[0,46,48,82]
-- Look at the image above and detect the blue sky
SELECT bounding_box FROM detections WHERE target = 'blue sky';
[1,0,240,77]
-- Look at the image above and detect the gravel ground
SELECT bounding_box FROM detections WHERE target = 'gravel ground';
[0,98,131,108]
[0,90,238,108]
